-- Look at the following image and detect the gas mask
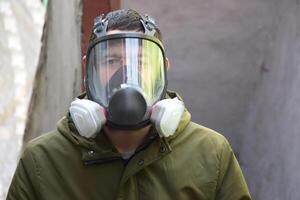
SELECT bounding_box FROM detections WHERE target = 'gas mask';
[69,14,184,138]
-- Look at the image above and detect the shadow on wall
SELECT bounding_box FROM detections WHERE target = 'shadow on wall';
[123,0,300,199]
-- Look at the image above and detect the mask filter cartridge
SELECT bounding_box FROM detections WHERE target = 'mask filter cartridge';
[69,97,184,139]
[69,99,106,138]
[150,98,185,137]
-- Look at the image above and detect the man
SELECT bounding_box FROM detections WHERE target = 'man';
[7,9,251,200]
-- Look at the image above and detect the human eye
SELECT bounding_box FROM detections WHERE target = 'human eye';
[103,57,121,66]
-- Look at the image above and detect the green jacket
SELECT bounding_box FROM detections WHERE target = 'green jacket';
[7,92,251,200]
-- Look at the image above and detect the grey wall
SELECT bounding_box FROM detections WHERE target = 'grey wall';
[123,0,300,199]
[240,0,300,199]
[122,0,273,148]
[24,0,82,143]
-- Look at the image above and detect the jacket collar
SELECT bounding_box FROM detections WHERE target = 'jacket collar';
[57,90,191,165]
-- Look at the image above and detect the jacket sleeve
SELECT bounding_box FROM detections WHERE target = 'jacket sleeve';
[6,147,39,200]
[215,138,252,200]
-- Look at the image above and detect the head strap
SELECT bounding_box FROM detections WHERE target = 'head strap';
[93,14,109,37]
[92,13,158,38]
[140,14,157,36]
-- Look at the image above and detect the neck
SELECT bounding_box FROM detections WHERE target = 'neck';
[103,125,151,155]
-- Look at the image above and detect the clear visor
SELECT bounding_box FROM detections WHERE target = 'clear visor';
[87,37,166,107]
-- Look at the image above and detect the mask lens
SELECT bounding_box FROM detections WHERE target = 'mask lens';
[87,37,166,107]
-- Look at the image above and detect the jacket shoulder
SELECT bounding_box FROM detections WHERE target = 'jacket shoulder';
[7,128,80,200]
[22,127,80,167]
[171,121,251,199]
[25,129,70,153]
[172,121,229,151]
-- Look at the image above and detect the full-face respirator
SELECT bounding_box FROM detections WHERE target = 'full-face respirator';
[69,14,184,138]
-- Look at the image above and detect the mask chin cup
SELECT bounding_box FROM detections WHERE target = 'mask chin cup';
[150,98,185,138]
[69,99,106,138]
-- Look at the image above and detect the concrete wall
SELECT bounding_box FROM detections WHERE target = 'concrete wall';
[23,0,82,143]
[240,0,300,199]
[122,0,273,149]
[123,0,300,199]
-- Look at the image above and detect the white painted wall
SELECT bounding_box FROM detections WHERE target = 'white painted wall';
[0,0,45,199]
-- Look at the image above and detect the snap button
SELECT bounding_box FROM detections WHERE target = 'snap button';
[159,145,166,153]
[88,150,94,156]
[138,159,144,166]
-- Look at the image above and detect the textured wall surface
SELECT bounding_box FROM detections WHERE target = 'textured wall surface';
[123,0,299,199]
[122,0,272,148]
[0,0,44,199]
[23,0,82,143]
[239,0,300,199]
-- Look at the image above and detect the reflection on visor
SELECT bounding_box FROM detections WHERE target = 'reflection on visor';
[87,37,166,107]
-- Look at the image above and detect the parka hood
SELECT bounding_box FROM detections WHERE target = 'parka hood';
[57,90,191,152]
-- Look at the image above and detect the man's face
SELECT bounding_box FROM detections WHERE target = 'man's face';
[97,39,126,87]
[86,29,169,106]
[97,30,155,96]
[96,30,140,88]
